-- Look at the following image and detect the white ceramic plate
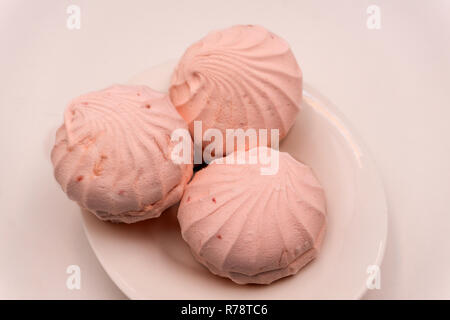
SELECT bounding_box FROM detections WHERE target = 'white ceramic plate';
[81,61,388,299]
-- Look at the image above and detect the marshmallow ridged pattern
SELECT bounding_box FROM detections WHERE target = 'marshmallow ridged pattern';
[178,148,326,284]
[170,25,302,155]
[51,85,193,223]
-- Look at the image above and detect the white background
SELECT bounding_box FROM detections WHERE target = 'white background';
[0,0,449,299]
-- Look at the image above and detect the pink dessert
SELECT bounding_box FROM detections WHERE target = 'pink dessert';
[178,147,326,284]
[51,84,193,223]
[170,25,302,155]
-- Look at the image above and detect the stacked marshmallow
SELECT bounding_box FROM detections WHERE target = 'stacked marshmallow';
[51,25,326,284]
[170,25,302,154]
[178,147,326,284]
[51,85,193,223]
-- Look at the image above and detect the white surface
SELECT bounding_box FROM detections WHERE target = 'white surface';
[0,0,449,299]
[82,60,387,299]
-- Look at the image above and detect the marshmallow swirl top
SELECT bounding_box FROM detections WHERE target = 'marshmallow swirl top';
[170,25,302,153]
[178,147,326,284]
[51,85,193,223]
